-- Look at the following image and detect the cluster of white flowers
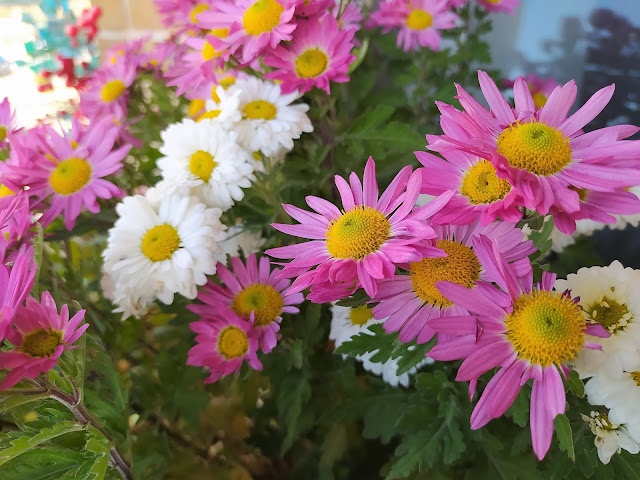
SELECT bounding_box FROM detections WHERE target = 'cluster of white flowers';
[101,78,312,318]
[556,261,640,464]
[329,304,432,387]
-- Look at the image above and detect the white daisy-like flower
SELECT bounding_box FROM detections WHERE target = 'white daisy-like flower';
[231,76,313,157]
[219,224,266,258]
[581,410,640,464]
[359,347,433,388]
[101,267,160,319]
[555,261,640,378]
[157,119,255,211]
[197,85,242,128]
[102,191,226,307]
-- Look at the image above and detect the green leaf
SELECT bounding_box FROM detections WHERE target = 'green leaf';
[278,372,312,455]
[528,216,555,256]
[334,289,371,308]
[554,414,575,461]
[83,426,111,480]
[32,222,44,297]
[0,421,85,465]
[0,446,86,480]
[567,370,585,398]
[613,452,640,479]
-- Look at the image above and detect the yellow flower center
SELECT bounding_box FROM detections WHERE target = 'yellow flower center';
[0,184,15,197]
[295,48,329,78]
[243,100,277,120]
[189,150,217,182]
[231,284,284,327]
[496,121,572,176]
[202,42,217,61]
[630,371,640,386]
[101,80,126,103]
[325,206,390,260]
[585,295,632,334]
[188,99,205,118]
[243,0,284,36]
[190,4,209,23]
[253,151,262,161]
[217,326,249,359]
[406,9,433,30]
[409,239,481,308]
[212,28,229,38]
[349,305,373,326]
[506,290,585,367]
[486,0,501,3]
[460,159,511,204]
[49,157,92,195]
[196,110,222,122]
[219,76,236,87]
[141,224,181,262]
[21,329,62,357]
[532,92,548,109]
[0,126,6,143]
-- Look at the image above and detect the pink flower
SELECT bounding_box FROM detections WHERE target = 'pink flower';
[153,0,213,30]
[198,0,298,65]
[295,0,334,17]
[264,14,355,94]
[476,0,519,14]
[427,236,608,460]
[417,149,525,225]
[79,60,137,120]
[366,0,458,52]
[373,220,534,344]
[0,190,34,245]
[188,254,303,353]
[187,307,262,383]
[1,117,130,230]
[0,291,88,390]
[0,98,18,148]
[0,244,36,340]
[503,74,560,109]
[333,2,363,32]
[427,71,640,233]
[266,157,454,302]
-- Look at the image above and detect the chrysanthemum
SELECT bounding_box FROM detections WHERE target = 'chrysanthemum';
[102,190,226,305]
[187,308,262,383]
[264,14,355,94]
[417,149,524,225]
[267,158,454,302]
[582,410,640,464]
[295,0,334,17]
[231,77,313,156]
[0,98,18,148]
[373,221,534,344]
[188,254,303,353]
[79,60,137,119]
[504,74,559,110]
[427,241,608,459]
[0,291,88,390]
[0,246,36,340]
[153,0,204,27]
[428,71,640,232]
[197,0,298,65]
[555,261,640,378]
[157,119,254,211]
[197,84,243,126]
[366,0,458,52]
[476,0,519,14]
[332,2,363,32]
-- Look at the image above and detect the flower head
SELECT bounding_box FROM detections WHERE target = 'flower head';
[0,98,18,148]
[0,245,36,340]
[504,74,560,110]
[0,291,87,390]
[80,60,137,119]
[582,410,640,464]
[476,0,519,14]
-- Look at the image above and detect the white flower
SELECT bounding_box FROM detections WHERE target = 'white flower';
[219,224,266,258]
[581,410,640,464]
[157,119,255,211]
[555,261,640,378]
[101,268,160,319]
[102,191,226,311]
[230,77,313,156]
[198,85,242,128]
[359,347,433,388]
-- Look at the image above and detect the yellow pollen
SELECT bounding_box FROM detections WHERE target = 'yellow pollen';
[0,184,15,197]
[585,295,632,334]
[217,326,249,359]
[295,48,329,78]
[70,140,79,149]
[219,76,236,87]
[190,4,210,23]
[49,157,92,196]
[325,206,390,260]
[410,239,480,307]
[101,80,127,103]
[212,28,229,38]
[532,92,548,109]
[406,9,433,30]
[231,284,283,327]
[496,121,572,176]
[202,41,217,61]
[21,329,62,357]
[630,371,640,386]
[0,126,6,143]
[243,0,284,36]
[506,290,585,367]
[243,100,277,120]
[189,150,217,182]
[188,99,205,118]
[460,160,511,204]
[196,110,221,122]
[252,151,262,161]
[349,305,373,326]
[141,224,181,262]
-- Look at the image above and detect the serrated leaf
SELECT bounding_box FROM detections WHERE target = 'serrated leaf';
[528,216,554,256]
[567,370,585,398]
[278,372,312,455]
[0,446,86,480]
[554,413,575,461]
[0,421,85,465]
[613,452,640,479]
[83,426,111,480]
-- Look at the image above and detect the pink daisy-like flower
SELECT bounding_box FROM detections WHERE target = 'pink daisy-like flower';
[295,0,334,17]
[373,220,534,344]
[427,71,640,233]
[0,190,33,245]
[476,0,519,15]
[504,74,560,110]
[153,0,213,29]
[366,0,458,52]
[188,254,304,353]
[187,307,262,383]
[0,98,18,148]
[0,244,36,340]
[266,157,454,303]
[79,60,137,120]
[0,291,88,390]
[427,236,608,460]
[333,2,363,32]
[264,14,355,94]
[1,117,130,230]
[198,0,298,65]
[417,149,525,225]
